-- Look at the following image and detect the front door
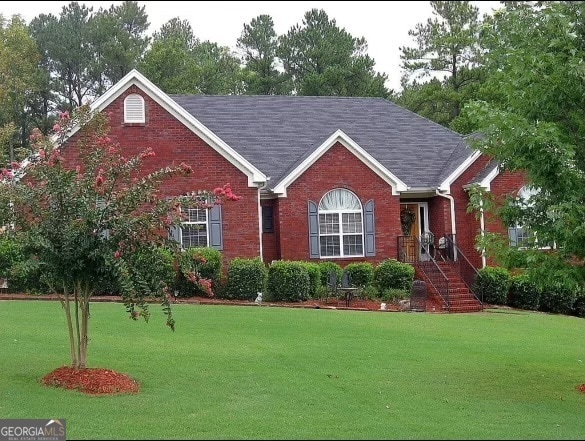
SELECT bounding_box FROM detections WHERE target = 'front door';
[400,202,430,262]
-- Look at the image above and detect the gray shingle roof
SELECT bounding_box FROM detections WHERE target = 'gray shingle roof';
[169,95,473,191]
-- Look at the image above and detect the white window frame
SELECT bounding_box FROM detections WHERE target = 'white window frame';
[124,94,145,123]
[181,207,209,249]
[318,189,364,258]
[508,186,555,250]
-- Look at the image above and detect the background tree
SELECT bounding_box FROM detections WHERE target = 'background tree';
[139,17,200,93]
[29,2,96,110]
[465,1,585,290]
[237,14,290,95]
[398,1,484,128]
[141,18,242,94]
[278,8,389,97]
[0,107,238,369]
[89,1,150,94]
[0,15,43,166]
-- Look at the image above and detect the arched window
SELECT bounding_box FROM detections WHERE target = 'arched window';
[318,189,363,257]
[124,94,145,123]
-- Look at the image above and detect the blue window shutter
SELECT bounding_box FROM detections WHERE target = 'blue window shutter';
[364,199,376,257]
[169,225,181,245]
[209,204,223,250]
[308,200,319,258]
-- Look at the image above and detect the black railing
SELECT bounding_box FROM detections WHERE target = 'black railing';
[444,235,483,309]
[398,235,450,311]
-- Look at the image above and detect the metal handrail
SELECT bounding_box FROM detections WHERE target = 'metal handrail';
[399,235,451,311]
[444,235,483,309]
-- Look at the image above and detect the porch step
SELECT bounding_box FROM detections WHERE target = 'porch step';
[413,262,483,314]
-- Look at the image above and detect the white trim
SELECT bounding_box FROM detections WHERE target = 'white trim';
[67,69,266,188]
[180,207,209,249]
[272,129,408,197]
[478,165,499,191]
[438,150,482,192]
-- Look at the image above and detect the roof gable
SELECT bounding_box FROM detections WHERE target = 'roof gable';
[170,94,472,192]
[272,130,408,197]
[76,70,267,187]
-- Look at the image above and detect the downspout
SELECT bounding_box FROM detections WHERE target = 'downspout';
[257,177,271,263]
[479,199,487,268]
[435,189,457,260]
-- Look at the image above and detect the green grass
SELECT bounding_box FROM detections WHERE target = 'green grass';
[1,301,585,439]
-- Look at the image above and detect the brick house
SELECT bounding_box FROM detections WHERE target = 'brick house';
[74,70,526,311]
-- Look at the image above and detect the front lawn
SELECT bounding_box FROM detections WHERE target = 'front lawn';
[1,301,584,439]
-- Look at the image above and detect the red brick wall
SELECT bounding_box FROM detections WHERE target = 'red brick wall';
[483,170,527,266]
[451,156,527,269]
[60,85,261,264]
[279,141,401,265]
[428,196,451,240]
[451,155,491,269]
[261,198,281,263]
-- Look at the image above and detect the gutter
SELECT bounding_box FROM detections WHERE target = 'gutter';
[435,189,458,260]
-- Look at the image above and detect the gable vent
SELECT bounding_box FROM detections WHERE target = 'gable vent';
[124,94,145,123]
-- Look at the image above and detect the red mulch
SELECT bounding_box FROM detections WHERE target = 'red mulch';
[42,366,140,395]
[578,384,585,394]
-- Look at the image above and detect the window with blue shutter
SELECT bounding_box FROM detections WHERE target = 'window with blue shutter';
[364,199,375,256]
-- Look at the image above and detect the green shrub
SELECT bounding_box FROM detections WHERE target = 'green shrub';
[0,237,46,294]
[175,247,223,297]
[267,261,310,302]
[374,259,415,291]
[344,262,374,288]
[473,266,510,305]
[297,261,321,298]
[508,274,540,311]
[318,261,343,288]
[224,257,267,300]
[572,290,585,318]
[538,282,577,315]
[380,288,410,303]
[360,285,379,300]
[125,245,175,297]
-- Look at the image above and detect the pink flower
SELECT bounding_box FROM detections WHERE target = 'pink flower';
[96,175,104,187]
[53,123,61,132]
[114,250,121,259]
[10,161,20,170]
[59,111,70,120]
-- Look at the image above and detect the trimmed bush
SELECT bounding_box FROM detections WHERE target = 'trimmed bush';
[297,261,321,298]
[473,266,510,305]
[344,262,374,288]
[374,259,415,291]
[267,261,310,302]
[224,257,267,300]
[0,237,45,294]
[380,288,410,302]
[572,290,585,318]
[175,247,223,297]
[318,261,343,288]
[538,282,577,315]
[123,245,175,297]
[508,274,540,311]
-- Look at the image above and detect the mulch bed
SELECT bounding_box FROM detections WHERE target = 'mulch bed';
[42,366,140,395]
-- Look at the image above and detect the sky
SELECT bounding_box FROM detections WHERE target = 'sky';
[1,1,501,91]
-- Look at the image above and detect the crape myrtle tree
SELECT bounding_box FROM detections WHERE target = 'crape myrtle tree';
[0,106,240,369]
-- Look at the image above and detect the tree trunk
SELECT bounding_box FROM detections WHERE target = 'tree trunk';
[60,286,78,369]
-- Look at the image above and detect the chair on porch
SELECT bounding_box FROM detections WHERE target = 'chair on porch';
[420,231,436,260]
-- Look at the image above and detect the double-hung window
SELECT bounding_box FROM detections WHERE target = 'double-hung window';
[181,206,208,248]
[318,189,363,257]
